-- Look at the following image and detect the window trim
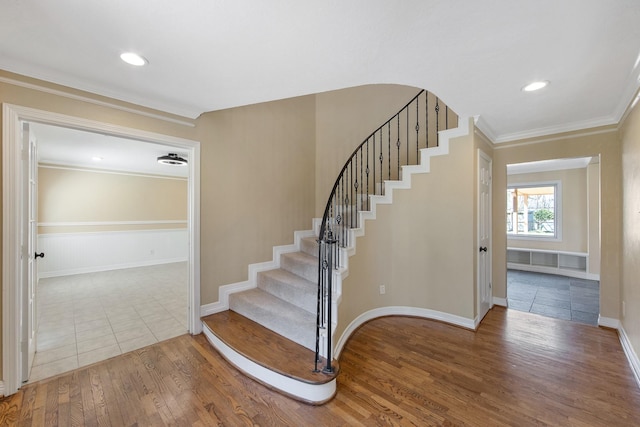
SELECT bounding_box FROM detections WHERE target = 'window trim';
[507,180,562,242]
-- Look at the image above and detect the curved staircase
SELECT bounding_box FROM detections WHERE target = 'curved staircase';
[202,90,465,404]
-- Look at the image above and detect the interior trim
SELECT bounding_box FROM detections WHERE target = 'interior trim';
[38,220,187,227]
[2,103,201,396]
[619,325,640,389]
[0,76,196,127]
[598,316,621,329]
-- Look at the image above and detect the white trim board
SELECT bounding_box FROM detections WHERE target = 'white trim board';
[619,325,640,389]
[202,324,336,404]
[200,228,316,316]
[493,297,508,307]
[2,103,201,396]
[598,316,620,329]
[39,220,188,227]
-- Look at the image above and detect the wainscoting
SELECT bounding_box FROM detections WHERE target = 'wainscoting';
[37,228,188,278]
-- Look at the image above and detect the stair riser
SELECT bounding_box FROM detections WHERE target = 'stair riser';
[300,237,319,257]
[281,254,317,283]
[257,272,316,314]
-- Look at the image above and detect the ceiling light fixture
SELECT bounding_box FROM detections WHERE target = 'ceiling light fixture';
[157,153,188,166]
[120,52,148,66]
[522,81,549,92]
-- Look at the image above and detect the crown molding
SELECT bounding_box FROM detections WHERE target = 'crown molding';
[0,75,196,127]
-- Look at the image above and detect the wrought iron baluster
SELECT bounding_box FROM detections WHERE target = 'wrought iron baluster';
[372,133,376,196]
[446,105,449,130]
[359,147,363,216]
[379,129,383,193]
[387,122,391,182]
[315,89,457,372]
[426,91,429,148]
[396,114,401,180]
[349,161,354,229]
[366,139,370,211]
[415,97,419,161]
[436,96,440,147]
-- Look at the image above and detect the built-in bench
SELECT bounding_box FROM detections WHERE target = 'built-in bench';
[507,247,597,280]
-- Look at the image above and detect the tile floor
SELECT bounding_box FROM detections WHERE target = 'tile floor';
[507,269,600,326]
[30,262,188,383]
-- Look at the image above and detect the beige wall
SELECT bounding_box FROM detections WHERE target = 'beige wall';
[620,98,640,366]
[335,120,477,341]
[507,168,588,253]
[315,85,422,215]
[38,166,187,234]
[195,96,316,305]
[492,127,621,320]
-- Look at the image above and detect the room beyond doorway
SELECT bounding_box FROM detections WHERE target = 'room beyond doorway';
[506,270,599,326]
[2,103,201,396]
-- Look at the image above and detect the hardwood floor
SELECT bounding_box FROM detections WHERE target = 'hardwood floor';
[2,307,639,426]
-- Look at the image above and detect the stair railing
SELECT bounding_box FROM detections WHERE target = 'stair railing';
[314,89,458,372]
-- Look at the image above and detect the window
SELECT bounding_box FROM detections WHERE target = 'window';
[507,183,559,239]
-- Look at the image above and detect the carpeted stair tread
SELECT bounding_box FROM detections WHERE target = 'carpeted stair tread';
[280,251,318,282]
[229,288,316,350]
[257,268,316,314]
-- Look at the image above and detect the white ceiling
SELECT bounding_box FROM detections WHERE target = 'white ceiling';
[2,0,640,147]
[32,123,189,178]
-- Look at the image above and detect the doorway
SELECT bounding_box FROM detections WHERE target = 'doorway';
[2,104,201,395]
[505,157,600,325]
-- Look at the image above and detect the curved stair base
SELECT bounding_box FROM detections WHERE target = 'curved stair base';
[202,311,338,405]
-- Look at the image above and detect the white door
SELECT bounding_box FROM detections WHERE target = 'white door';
[477,150,492,321]
[21,122,39,382]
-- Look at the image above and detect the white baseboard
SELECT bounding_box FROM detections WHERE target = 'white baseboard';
[333,306,475,358]
[40,257,187,278]
[598,315,620,329]
[619,325,640,389]
[493,297,508,307]
[0,380,4,397]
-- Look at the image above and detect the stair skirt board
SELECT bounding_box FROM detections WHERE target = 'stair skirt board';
[333,306,476,359]
[202,324,336,405]
[200,229,317,316]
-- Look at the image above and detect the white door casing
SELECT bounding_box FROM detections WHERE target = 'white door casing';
[2,103,201,396]
[20,122,38,382]
[477,150,492,321]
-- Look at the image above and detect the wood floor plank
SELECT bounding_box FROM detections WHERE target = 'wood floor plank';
[2,307,640,426]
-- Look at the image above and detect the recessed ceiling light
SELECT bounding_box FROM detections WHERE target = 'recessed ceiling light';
[522,81,549,92]
[120,52,147,66]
